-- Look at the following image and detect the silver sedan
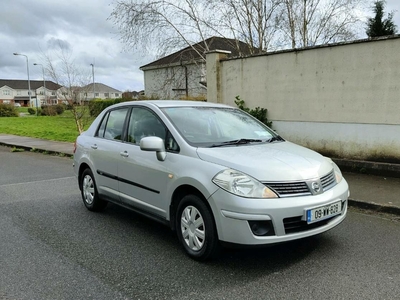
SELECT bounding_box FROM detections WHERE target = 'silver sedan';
[73,100,348,260]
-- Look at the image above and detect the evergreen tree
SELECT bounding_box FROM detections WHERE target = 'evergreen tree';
[366,1,397,37]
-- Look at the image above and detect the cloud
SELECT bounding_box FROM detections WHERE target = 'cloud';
[46,38,71,51]
[2,0,146,92]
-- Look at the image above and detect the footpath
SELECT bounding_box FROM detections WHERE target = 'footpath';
[1,133,399,216]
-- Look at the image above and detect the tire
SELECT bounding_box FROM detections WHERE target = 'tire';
[176,194,220,261]
[80,168,107,212]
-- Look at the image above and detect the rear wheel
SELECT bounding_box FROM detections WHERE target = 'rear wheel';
[176,194,220,261]
[81,168,107,211]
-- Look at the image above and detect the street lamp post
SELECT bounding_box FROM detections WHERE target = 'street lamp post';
[33,63,46,106]
[90,63,95,99]
[13,52,36,115]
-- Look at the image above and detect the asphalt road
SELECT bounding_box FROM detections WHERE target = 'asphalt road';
[1,146,399,300]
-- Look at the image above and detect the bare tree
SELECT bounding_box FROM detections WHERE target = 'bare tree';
[43,43,92,134]
[110,0,283,58]
[110,0,212,60]
[279,0,364,48]
[110,0,366,56]
[211,0,281,53]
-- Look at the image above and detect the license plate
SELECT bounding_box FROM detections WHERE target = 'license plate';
[306,201,342,224]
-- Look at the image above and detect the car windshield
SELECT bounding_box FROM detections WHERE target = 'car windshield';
[162,106,280,147]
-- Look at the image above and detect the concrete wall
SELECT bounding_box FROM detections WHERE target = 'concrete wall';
[143,62,207,99]
[207,36,400,161]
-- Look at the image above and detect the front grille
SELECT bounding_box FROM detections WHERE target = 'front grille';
[321,171,336,191]
[264,170,337,198]
[265,181,311,197]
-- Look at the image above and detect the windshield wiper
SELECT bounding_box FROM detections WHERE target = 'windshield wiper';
[210,138,262,148]
[266,135,284,143]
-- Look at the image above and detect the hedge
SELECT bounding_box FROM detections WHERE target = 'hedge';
[88,98,127,117]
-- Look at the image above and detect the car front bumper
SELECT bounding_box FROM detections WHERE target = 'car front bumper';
[208,179,349,245]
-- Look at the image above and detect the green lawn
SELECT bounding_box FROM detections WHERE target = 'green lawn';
[0,113,94,143]
[17,107,30,113]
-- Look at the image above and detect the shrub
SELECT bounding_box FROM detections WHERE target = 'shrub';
[138,94,159,100]
[41,105,64,116]
[88,98,126,117]
[0,104,19,117]
[234,95,272,127]
[41,105,57,116]
[27,107,36,115]
[54,104,65,115]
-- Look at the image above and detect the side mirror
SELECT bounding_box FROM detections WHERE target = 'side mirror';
[140,136,166,161]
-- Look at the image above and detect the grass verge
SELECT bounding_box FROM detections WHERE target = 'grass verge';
[0,113,94,143]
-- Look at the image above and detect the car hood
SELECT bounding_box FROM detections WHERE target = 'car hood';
[196,142,332,181]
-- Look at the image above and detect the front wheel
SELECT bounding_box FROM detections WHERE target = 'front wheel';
[80,168,107,212]
[176,194,220,261]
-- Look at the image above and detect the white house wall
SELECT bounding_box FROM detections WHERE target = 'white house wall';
[0,86,14,101]
[144,63,207,99]
[207,37,400,161]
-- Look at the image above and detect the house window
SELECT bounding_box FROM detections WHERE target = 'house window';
[52,92,56,96]
[115,93,119,97]
[3,89,10,95]
[104,93,109,97]
[95,93,99,97]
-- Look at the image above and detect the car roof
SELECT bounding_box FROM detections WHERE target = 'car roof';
[111,100,233,109]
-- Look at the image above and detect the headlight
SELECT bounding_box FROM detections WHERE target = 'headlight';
[212,169,278,198]
[325,158,343,183]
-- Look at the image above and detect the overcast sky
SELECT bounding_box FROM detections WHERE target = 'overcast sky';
[2,0,400,93]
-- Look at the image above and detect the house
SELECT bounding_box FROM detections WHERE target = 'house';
[140,36,253,100]
[80,83,122,100]
[122,90,145,100]
[0,80,122,106]
[0,79,63,107]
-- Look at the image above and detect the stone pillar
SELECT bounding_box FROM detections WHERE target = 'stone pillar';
[206,50,231,103]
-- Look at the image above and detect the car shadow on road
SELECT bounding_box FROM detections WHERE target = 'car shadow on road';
[46,200,346,298]
[102,202,341,270]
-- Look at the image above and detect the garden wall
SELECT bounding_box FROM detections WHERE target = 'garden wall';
[206,36,400,162]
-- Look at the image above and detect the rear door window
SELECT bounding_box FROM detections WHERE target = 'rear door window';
[97,108,129,141]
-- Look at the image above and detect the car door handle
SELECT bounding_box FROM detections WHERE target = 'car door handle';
[91,144,98,149]
[120,151,129,157]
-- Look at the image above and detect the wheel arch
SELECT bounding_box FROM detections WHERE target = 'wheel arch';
[169,184,215,232]
[78,162,91,190]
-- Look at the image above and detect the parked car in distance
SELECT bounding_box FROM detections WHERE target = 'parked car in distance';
[73,100,349,260]
[14,103,21,107]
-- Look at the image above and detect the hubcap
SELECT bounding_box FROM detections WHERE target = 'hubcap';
[180,206,205,251]
[82,175,95,205]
